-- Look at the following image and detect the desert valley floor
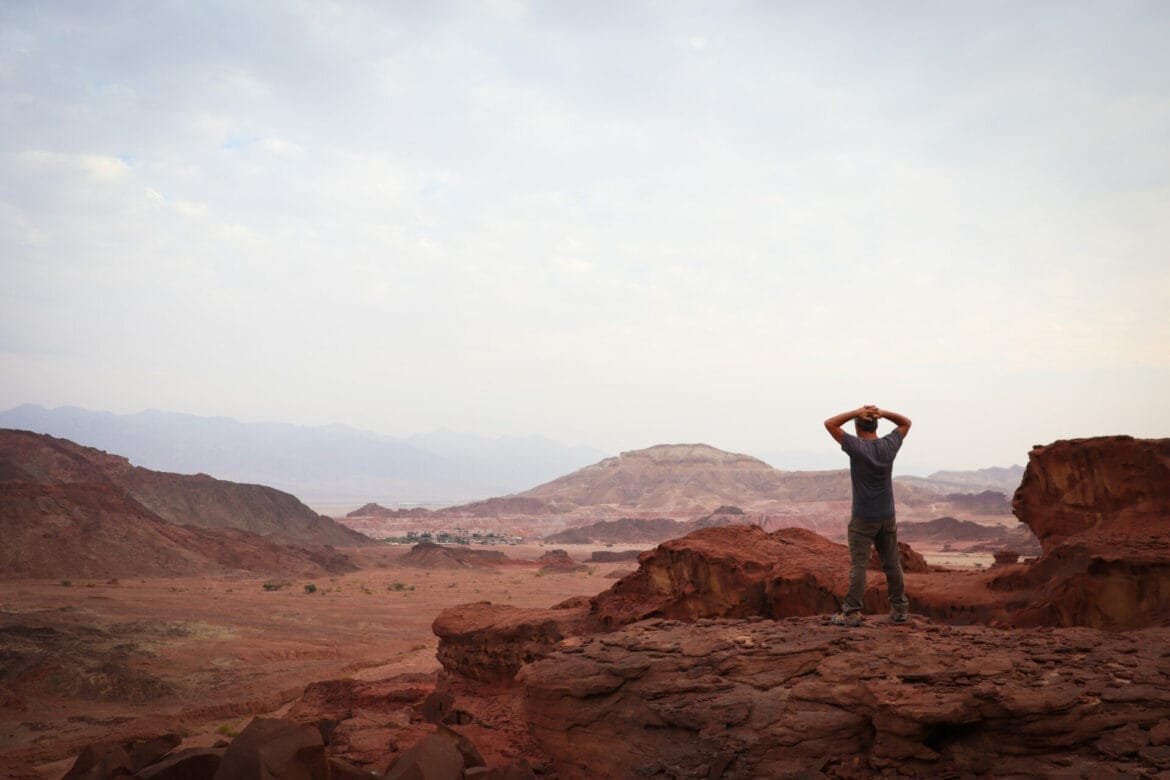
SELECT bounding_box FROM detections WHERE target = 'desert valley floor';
[0,542,648,776]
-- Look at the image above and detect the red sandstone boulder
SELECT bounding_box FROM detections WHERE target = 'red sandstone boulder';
[136,748,224,779]
[211,718,327,780]
[1012,436,1170,550]
[383,733,463,779]
[590,525,926,627]
[431,601,601,684]
[63,734,182,780]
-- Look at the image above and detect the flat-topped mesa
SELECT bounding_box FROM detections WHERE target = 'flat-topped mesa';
[516,443,832,514]
[1012,435,1170,552]
[611,443,772,467]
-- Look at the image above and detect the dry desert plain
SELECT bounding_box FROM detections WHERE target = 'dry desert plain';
[0,541,665,778]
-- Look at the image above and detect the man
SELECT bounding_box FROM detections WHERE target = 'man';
[823,404,912,626]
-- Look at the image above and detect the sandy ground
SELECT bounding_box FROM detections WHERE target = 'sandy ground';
[0,543,646,779]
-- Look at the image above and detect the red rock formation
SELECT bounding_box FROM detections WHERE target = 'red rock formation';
[397,542,507,569]
[518,617,1170,778]
[535,549,588,574]
[997,436,1170,629]
[1012,436,1170,549]
[590,525,928,628]
[432,601,600,684]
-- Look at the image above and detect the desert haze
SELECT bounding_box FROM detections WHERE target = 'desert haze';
[2,428,1169,778]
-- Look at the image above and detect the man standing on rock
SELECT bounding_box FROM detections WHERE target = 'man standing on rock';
[823,405,912,626]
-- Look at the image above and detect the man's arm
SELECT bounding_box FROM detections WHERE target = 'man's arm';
[874,407,912,438]
[823,406,871,444]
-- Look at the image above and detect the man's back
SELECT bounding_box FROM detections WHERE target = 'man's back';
[841,429,903,520]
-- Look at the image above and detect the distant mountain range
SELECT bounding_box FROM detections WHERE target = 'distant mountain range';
[0,404,607,508]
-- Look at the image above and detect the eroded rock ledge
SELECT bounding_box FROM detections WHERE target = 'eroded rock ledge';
[519,616,1170,778]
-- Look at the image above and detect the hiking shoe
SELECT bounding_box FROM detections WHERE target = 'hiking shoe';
[891,612,909,624]
[830,612,862,627]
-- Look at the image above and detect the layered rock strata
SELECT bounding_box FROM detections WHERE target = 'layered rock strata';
[519,617,1170,778]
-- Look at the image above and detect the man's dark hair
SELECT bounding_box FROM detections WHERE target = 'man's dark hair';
[856,417,879,433]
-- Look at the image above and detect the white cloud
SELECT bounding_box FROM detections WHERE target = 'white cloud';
[18,150,130,179]
[259,138,304,156]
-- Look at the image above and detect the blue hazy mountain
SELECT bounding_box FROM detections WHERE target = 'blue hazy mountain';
[0,404,606,509]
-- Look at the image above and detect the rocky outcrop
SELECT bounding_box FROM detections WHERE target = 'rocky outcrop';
[590,525,928,628]
[211,718,327,779]
[996,436,1170,629]
[432,601,600,684]
[535,550,588,574]
[519,617,1170,778]
[1012,436,1170,549]
[397,542,507,569]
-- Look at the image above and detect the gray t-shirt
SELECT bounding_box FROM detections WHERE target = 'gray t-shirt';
[841,429,904,520]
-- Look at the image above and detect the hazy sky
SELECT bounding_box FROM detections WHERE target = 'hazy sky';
[2,1,1168,472]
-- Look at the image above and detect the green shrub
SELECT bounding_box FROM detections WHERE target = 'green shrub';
[304,583,317,594]
[60,580,72,587]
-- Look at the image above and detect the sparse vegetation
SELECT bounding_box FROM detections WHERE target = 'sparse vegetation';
[262,581,291,591]
[388,582,415,591]
[60,580,72,587]
[215,724,239,738]
[304,583,317,594]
